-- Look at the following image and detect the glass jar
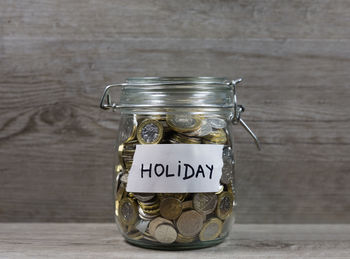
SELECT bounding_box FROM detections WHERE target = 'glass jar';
[100,77,259,250]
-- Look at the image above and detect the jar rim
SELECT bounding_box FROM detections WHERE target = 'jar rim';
[125,77,229,85]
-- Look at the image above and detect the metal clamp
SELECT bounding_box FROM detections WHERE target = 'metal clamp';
[228,79,261,150]
[99,84,124,110]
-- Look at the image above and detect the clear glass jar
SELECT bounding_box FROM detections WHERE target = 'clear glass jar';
[100,77,259,250]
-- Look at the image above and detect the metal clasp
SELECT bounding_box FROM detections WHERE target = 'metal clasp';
[229,79,261,150]
[100,84,124,111]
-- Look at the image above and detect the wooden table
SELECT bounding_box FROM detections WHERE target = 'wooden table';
[0,224,349,258]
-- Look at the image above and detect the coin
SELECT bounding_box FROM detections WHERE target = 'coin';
[139,200,160,213]
[138,206,159,221]
[115,183,126,202]
[220,156,234,185]
[138,199,160,215]
[120,173,128,183]
[169,133,201,144]
[118,197,138,225]
[157,193,187,201]
[199,218,223,241]
[221,213,235,237]
[176,210,203,237]
[193,193,218,215]
[203,129,227,144]
[137,119,163,144]
[127,230,143,240]
[166,114,202,133]
[118,144,126,168]
[159,198,182,220]
[149,217,173,236]
[183,120,213,137]
[120,114,138,143]
[115,164,123,174]
[154,224,177,244]
[207,118,227,129]
[148,114,166,121]
[135,219,150,233]
[215,185,224,194]
[115,200,119,216]
[216,192,234,220]
[176,233,195,243]
[181,200,193,210]
[133,193,155,202]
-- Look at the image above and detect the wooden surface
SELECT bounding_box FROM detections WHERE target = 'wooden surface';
[1,0,350,223]
[0,224,350,258]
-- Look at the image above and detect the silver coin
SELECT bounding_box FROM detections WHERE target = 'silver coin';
[142,124,160,143]
[183,120,213,137]
[207,118,226,129]
[120,114,137,143]
[133,193,155,202]
[149,217,173,237]
[138,207,158,221]
[135,219,150,233]
[154,224,177,244]
[220,157,233,185]
[166,114,201,132]
[199,218,222,241]
[120,173,128,183]
[169,115,197,128]
[221,210,235,237]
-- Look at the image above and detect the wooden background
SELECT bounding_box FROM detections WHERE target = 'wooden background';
[1,0,349,223]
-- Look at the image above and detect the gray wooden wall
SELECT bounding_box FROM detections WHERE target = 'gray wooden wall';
[1,0,349,223]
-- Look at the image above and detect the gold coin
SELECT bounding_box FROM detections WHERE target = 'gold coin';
[169,133,201,144]
[137,119,164,144]
[215,185,224,195]
[118,144,126,168]
[159,198,182,220]
[176,233,195,243]
[181,200,193,210]
[149,217,173,237]
[203,129,227,144]
[115,183,126,201]
[124,160,133,170]
[199,218,223,241]
[176,210,203,237]
[138,206,159,221]
[166,114,202,133]
[118,197,138,226]
[127,230,143,240]
[139,201,159,211]
[143,207,160,215]
[216,192,234,220]
[203,129,226,140]
[157,193,187,202]
[226,183,234,195]
[202,138,227,144]
[115,200,119,216]
[115,164,123,174]
[193,193,218,215]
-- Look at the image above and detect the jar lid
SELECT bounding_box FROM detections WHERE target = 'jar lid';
[100,77,261,150]
[104,77,235,109]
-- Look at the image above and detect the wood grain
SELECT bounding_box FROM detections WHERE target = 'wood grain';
[0,224,349,258]
[0,0,350,223]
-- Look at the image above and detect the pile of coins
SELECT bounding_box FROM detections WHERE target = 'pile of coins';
[115,113,236,245]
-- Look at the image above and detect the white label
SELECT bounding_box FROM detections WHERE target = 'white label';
[126,144,224,193]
